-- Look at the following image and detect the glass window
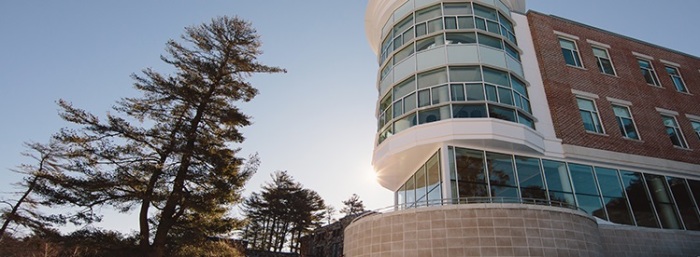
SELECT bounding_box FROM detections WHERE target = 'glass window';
[478,33,502,49]
[393,43,414,64]
[483,67,509,86]
[473,4,497,20]
[638,59,661,86]
[620,170,659,228]
[661,115,688,148]
[457,16,475,29]
[595,167,634,225]
[576,97,604,133]
[418,89,431,107]
[416,5,441,23]
[645,174,682,229]
[452,104,486,118]
[542,160,576,207]
[431,85,449,105]
[450,66,481,82]
[515,156,546,200]
[612,105,639,140]
[445,32,476,45]
[486,152,517,199]
[444,17,457,30]
[454,148,489,198]
[444,3,472,15]
[418,68,447,88]
[415,166,427,205]
[393,113,416,134]
[394,78,416,100]
[466,83,485,101]
[450,84,465,101]
[404,93,416,113]
[426,152,442,205]
[569,164,606,219]
[667,177,700,230]
[418,106,449,124]
[592,46,615,75]
[559,38,583,67]
[427,18,443,34]
[691,120,700,140]
[665,66,689,93]
[416,34,445,52]
[488,105,516,122]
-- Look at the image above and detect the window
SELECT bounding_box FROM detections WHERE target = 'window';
[691,120,700,140]
[661,115,688,148]
[559,38,583,67]
[638,59,661,86]
[612,105,639,140]
[577,97,604,133]
[592,46,615,75]
[665,66,689,93]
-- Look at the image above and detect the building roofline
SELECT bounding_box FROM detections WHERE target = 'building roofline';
[526,10,700,60]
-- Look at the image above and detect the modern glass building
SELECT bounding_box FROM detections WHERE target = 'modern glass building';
[344,0,700,256]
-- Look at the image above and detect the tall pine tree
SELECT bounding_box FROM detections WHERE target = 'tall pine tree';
[33,16,283,257]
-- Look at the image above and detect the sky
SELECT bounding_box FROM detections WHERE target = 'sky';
[0,0,698,234]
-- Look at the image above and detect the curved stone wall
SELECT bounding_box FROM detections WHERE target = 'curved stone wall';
[598,224,700,257]
[344,204,603,257]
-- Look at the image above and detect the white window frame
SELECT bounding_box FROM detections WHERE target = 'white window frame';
[637,58,661,87]
[576,96,604,134]
[664,65,689,93]
[591,45,616,76]
[659,113,689,149]
[687,114,700,141]
[559,37,584,68]
[611,104,640,140]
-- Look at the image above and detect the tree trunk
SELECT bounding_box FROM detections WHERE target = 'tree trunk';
[0,176,39,241]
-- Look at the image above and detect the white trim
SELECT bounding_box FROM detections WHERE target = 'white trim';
[585,39,610,49]
[660,59,681,67]
[632,52,654,60]
[554,30,580,40]
[571,89,599,99]
[685,113,700,121]
[606,97,632,106]
[655,107,679,116]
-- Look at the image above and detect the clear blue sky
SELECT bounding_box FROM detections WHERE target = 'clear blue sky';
[1,1,698,233]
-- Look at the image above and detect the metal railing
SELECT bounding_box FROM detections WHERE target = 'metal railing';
[352,197,583,224]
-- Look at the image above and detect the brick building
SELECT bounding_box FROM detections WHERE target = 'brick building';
[344,0,700,256]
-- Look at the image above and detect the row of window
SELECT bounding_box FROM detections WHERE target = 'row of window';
[396,146,700,230]
[558,37,691,94]
[575,96,700,148]
[377,65,534,145]
[380,2,518,66]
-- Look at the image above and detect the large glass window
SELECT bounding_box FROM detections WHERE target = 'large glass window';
[638,59,661,86]
[569,164,606,219]
[665,66,689,93]
[396,151,442,208]
[691,120,700,140]
[577,97,604,133]
[661,115,688,148]
[595,167,634,225]
[559,38,582,67]
[612,105,639,140]
[645,174,682,229]
[426,153,442,205]
[454,148,488,198]
[620,170,659,228]
[515,156,546,200]
[592,46,615,75]
[667,177,700,230]
[486,152,518,199]
[542,160,576,207]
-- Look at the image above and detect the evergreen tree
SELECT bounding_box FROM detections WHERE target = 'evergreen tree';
[340,194,366,216]
[32,16,283,257]
[241,171,326,253]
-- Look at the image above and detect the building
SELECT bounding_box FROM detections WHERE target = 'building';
[344,0,700,256]
[299,213,368,257]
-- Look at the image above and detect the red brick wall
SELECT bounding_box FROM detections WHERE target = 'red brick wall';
[527,11,700,165]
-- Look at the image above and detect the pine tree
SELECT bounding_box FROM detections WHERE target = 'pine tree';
[340,194,366,216]
[33,16,283,257]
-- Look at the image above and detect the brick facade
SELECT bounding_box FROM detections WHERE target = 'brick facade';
[527,11,700,165]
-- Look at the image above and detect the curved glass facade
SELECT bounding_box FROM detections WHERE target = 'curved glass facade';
[375,1,532,145]
[395,146,700,231]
